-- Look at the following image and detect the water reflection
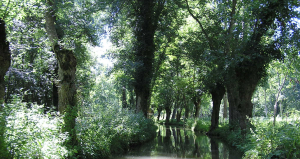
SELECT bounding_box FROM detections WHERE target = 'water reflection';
[114,125,243,159]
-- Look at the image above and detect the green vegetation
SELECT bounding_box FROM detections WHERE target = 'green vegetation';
[1,96,156,158]
[192,114,300,159]
[0,0,299,158]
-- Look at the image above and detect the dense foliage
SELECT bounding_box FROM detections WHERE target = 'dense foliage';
[0,0,299,158]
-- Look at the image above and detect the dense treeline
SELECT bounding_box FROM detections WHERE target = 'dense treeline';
[0,0,299,158]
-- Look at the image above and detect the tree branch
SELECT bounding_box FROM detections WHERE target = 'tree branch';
[185,0,213,50]
[225,0,237,55]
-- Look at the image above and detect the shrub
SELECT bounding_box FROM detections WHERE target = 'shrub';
[77,105,157,158]
[244,117,300,159]
[194,120,210,132]
[3,97,67,158]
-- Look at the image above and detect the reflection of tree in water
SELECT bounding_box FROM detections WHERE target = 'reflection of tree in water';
[121,125,242,159]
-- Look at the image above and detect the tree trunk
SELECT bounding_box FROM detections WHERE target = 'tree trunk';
[264,88,268,117]
[171,107,177,120]
[122,86,127,108]
[45,0,78,148]
[176,108,182,122]
[194,98,201,118]
[0,19,10,103]
[223,93,228,119]
[0,18,11,158]
[226,67,259,132]
[157,108,162,121]
[55,45,77,146]
[209,83,225,133]
[135,90,150,117]
[133,0,164,117]
[52,64,58,111]
[183,94,189,119]
[165,106,171,124]
[273,76,286,126]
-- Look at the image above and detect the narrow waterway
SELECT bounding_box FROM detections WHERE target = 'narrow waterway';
[115,125,243,159]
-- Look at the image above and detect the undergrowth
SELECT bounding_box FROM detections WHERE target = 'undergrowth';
[192,116,300,159]
[77,106,157,158]
[1,97,157,158]
[3,97,68,158]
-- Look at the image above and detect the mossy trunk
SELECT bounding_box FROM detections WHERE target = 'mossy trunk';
[54,45,77,146]
[45,1,78,151]
[0,18,11,158]
[209,83,225,133]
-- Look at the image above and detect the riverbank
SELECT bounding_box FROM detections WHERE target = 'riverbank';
[192,117,300,158]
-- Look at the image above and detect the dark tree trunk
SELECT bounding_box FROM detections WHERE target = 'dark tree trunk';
[122,86,127,108]
[54,45,77,146]
[0,19,10,103]
[194,98,201,118]
[208,83,225,133]
[133,0,155,117]
[157,107,162,121]
[165,106,171,124]
[225,0,285,132]
[171,107,177,120]
[133,0,164,117]
[0,18,10,158]
[52,64,58,111]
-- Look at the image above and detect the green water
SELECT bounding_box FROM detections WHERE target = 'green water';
[114,125,243,159]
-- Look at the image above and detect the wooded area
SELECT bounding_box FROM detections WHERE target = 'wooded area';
[0,0,300,158]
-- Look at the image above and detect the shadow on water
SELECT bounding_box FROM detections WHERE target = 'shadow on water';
[114,125,243,159]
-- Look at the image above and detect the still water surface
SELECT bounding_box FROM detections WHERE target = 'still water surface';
[115,125,243,159]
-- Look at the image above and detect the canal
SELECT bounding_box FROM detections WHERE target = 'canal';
[115,125,243,159]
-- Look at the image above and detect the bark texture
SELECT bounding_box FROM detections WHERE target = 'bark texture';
[45,0,78,147]
[226,0,285,131]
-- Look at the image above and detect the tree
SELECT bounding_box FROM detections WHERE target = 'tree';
[185,0,297,132]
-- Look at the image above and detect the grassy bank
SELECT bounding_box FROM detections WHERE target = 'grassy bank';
[193,116,300,159]
[1,98,157,158]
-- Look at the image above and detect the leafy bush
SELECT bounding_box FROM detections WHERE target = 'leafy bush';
[194,120,210,132]
[77,105,157,158]
[185,118,196,129]
[244,117,300,159]
[3,97,67,158]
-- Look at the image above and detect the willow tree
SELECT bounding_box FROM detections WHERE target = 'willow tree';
[45,0,78,147]
[185,0,298,131]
